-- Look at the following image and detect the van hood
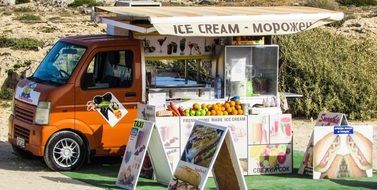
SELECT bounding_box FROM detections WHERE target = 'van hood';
[15,79,56,106]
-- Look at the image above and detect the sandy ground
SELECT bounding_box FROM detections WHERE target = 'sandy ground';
[0,106,101,190]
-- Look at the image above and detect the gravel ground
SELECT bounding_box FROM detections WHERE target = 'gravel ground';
[0,106,101,190]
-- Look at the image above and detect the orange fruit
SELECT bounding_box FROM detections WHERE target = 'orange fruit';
[238,109,243,115]
[236,100,241,105]
[213,104,219,111]
[221,106,226,111]
[211,110,217,115]
[224,103,230,109]
[227,107,233,113]
[216,110,223,116]
[236,105,242,110]
[230,101,236,107]
[193,103,200,110]
[206,111,211,116]
[223,111,228,115]
[232,109,238,115]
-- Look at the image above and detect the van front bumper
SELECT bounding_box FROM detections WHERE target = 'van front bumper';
[8,114,55,157]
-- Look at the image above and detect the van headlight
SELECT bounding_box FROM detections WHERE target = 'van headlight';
[35,101,51,125]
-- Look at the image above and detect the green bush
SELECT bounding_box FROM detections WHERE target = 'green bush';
[16,14,41,21]
[40,26,57,33]
[338,0,377,6]
[69,0,103,7]
[0,37,43,50]
[13,38,44,50]
[0,37,16,48]
[14,7,34,12]
[275,28,377,120]
[0,88,14,100]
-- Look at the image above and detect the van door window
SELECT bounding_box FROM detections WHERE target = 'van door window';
[82,50,134,89]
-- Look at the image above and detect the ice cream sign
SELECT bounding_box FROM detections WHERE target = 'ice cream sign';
[15,82,40,106]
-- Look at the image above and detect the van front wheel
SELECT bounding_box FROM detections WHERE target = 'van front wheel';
[44,131,87,171]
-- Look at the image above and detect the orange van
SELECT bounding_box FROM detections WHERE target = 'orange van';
[8,35,144,171]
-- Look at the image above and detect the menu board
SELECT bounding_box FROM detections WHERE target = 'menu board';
[298,112,348,176]
[312,125,373,179]
[116,120,154,189]
[168,121,228,190]
[180,116,248,174]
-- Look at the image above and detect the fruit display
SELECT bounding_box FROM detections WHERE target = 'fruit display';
[182,100,244,116]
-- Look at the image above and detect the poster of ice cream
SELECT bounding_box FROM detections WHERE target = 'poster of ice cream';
[269,114,292,144]
[136,35,219,58]
[116,120,154,189]
[87,92,128,127]
[168,121,227,190]
[156,117,180,148]
[248,144,292,175]
[15,81,40,106]
[312,125,373,179]
[248,115,269,145]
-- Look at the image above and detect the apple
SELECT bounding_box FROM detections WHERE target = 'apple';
[190,110,196,116]
[277,152,286,164]
[195,110,202,116]
[184,109,190,116]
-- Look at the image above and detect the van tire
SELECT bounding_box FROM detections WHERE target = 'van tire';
[44,131,87,171]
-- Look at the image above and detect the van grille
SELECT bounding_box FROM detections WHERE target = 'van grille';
[15,105,34,124]
[14,125,30,144]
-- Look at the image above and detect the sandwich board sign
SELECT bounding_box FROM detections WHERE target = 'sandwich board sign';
[168,120,247,190]
[298,112,348,176]
[312,125,373,179]
[116,119,172,189]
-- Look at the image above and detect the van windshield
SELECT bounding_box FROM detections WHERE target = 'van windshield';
[32,41,86,85]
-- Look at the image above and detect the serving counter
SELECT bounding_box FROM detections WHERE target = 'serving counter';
[138,104,293,176]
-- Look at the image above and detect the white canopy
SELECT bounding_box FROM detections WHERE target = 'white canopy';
[94,6,344,36]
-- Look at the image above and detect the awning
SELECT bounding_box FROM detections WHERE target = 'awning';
[94,6,344,36]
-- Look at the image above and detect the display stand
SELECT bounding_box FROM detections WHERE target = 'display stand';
[298,112,348,176]
[116,119,172,190]
[298,112,373,179]
[168,120,247,190]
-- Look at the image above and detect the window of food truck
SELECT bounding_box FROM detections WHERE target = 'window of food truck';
[81,50,134,89]
[32,42,86,85]
[146,59,212,88]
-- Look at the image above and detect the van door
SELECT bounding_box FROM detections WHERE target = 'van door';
[74,46,142,155]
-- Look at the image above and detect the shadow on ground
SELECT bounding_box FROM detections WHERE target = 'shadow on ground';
[0,141,47,172]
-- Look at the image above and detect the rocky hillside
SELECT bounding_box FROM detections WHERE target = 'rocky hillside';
[0,2,104,91]
[0,1,376,93]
